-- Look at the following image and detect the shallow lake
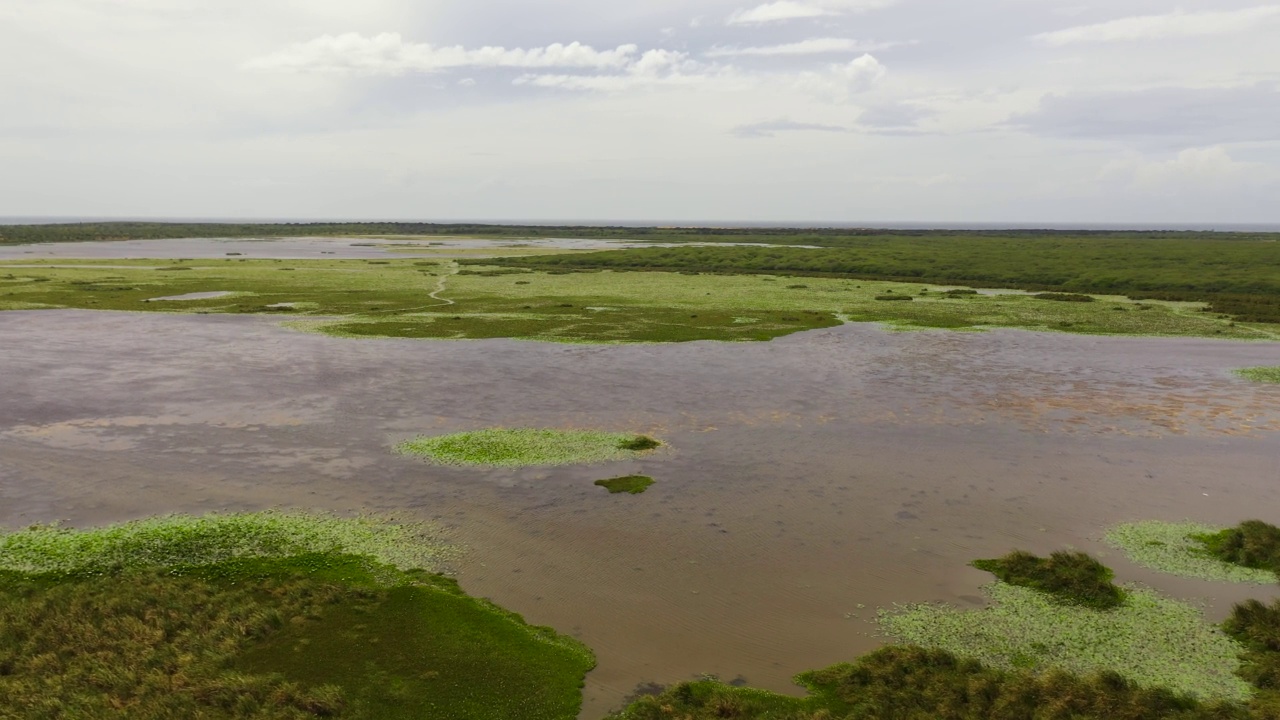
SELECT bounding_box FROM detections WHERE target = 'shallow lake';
[2,308,1279,718]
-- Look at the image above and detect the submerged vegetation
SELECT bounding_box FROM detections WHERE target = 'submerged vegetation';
[970,550,1126,610]
[1105,521,1279,584]
[1236,367,1280,384]
[594,475,655,495]
[396,428,663,467]
[0,513,595,719]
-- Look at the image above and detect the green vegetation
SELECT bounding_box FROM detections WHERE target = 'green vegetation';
[878,581,1250,700]
[0,513,594,719]
[971,551,1125,610]
[1236,367,1280,384]
[594,475,655,495]
[4,258,1268,342]
[1105,521,1279,584]
[396,428,663,467]
[608,646,1249,720]
[1193,521,1280,575]
[1034,292,1096,303]
[1224,599,1280,696]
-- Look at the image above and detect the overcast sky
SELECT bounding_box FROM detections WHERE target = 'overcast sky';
[3,0,1279,223]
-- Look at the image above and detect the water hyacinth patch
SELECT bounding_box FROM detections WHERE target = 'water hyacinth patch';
[879,582,1252,701]
[1105,521,1278,584]
[397,428,663,467]
[594,475,656,495]
[0,510,456,577]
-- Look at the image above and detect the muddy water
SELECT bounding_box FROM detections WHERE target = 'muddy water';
[2,310,1279,718]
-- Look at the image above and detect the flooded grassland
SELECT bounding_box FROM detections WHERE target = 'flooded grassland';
[1,238,1279,717]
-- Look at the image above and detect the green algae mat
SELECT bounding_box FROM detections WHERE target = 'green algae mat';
[397,428,663,467]
[0,512,594,719]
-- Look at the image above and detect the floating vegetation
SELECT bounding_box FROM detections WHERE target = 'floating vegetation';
[971,550,1126,610]
[608,645,1249,720]
[594,475,655,495]
[0,513,595,719]
[1105,521,1278,584]
[1034,292,1097,302]
[396,428,663,467]
[878,581,1251,701]
[1193,520,1280,575]
[1236,367,1280,384]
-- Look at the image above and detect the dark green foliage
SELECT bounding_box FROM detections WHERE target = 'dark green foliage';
[618,435,661,451]
[971,551,1125,610]
[1224,599,1280,692]
[1194,521,1280,574]
[943,289,979,296]
[1034,293,1096,302]
[610,646,1248,719]
[594,476,655,495]
[875,294,914,301]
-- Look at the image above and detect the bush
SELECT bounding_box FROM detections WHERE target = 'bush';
[971,550,1125,610]
[1194,521,1280,573]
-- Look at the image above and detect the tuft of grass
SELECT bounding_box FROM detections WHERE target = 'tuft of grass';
[1034,292,1096,302]
[1192,520,1280,575]
[594,476,655,495]
[396,428,663,467]
[1236,367,1280,384]
[608,645,1249,719]
[878,581,1252,701]
[1224,599,1280,693]
[1105,521,1279,584]
[874,294,914,301]
[971,550,1125,610]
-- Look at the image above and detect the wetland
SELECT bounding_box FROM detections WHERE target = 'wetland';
[2,227,1280,718]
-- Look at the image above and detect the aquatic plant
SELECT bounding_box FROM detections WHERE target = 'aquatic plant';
[0,510,456,576]
[1105,521,1278,584]
[971,550,1125,610]
[878,581,1251,701]
[1193,521,1280,575]
[396,428,663,467]
[1236,367,1280,384]
[594,475,655,495]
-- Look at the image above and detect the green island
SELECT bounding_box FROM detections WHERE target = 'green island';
[594,475,655,495]
[0,512,595,719]
[1236,367,1280,384]
[970,550,1126,610]
[1106,520,1280,583]
[396,429,663,467]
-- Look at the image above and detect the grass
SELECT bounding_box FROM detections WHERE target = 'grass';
[396,428,663,467]
[0,514,595,719]
[1105,521,1279,584]
[1236,367,1280,384]
[607,645,1250,719]
[971,550,1126,610]
[2,258,1273,343]
[594,476,655,495]
[877,581,1251,701]
[1192,521,1280,575]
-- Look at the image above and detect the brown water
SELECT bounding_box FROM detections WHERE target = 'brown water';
[2,309,1279,718]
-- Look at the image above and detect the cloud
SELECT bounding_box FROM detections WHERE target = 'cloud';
[731,118,849,138]
[245,33,640,75]
[727,0,895,25]
[857,102,934,129]
[1013,84,1280,146]
[513,49,708,92]
[706,37,913,57]
[1034,6,1280,45]
[1101,146,1280,192]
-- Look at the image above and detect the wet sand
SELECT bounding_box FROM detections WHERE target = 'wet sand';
[2,309,1279,718]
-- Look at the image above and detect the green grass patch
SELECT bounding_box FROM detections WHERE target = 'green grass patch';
[396,428,663,467]
[971,550,1125,610]
[0,515,594,719]
[1034,292,1096,302]
[1192,521,1280,575]
[878,581,1251,701]
[594,475,655,495]
[1105,521,1279,584]
[608,645,1249,719]
[1236,367,1280,384]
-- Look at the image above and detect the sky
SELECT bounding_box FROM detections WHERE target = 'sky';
[2,0,1278,224]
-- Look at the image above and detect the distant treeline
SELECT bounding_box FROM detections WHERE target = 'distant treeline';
[478,236,1280,324]
[3,221,1279,245]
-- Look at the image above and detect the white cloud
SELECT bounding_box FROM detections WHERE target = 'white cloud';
[1034,6,1280,46]
[513,49,709,92]
[1101,146,1280,191]
[731,118,848,138]
[245,33,640,75]
[727,0,896,25]
[706,37,912,56]
[794,53,887,99]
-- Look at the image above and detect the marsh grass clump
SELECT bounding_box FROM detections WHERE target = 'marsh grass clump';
[594,475,655,495]
[875,294,913,301]
[971,550,1125,610]
[1034,292,1096,302]
[609,646,1248,720]
[397,428,663,467]
[1106,521,1279,584]
[878,582,1251,701]
[1224,599,1280,693]
[942,288,979,297]
[1192,521,1280,575]
[1236,367,1280,384]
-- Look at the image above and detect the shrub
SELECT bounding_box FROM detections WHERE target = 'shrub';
[971,551,1125,610]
